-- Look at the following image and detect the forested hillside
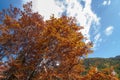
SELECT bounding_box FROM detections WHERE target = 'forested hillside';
[83,56,120,78]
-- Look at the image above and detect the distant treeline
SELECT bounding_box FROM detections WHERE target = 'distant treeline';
[83,56,120,78]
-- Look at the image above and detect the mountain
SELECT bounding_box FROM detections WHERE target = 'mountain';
[115,55,120,59]
[83,55,120,78]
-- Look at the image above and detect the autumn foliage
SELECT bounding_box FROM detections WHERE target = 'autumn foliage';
[82,66,118,80]
[0,2,118,80]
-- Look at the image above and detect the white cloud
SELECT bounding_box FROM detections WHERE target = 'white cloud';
[93,33,102,49]
[22,0,62,20]
[22,0,100,43]
[56,0,100,43]
[102,1,107,5]
[102,0,111,6]
[94,33,101,43]
[105,26,114,36]
[108,0,111,5]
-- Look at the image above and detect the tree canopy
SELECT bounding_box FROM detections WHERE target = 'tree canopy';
[0,2,118,80]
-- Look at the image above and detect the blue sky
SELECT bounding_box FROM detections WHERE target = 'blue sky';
[0,0,120,58]
[90,0,120,58]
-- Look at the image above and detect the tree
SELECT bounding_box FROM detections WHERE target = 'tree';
[0,2,118,80]
[83,66,118,80]
[0,2,92,80]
